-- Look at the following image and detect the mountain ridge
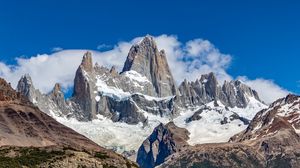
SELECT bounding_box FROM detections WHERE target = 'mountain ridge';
[154,94,300,168]
[14,35,268,164]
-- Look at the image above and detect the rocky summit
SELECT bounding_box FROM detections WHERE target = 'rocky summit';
[122,35,178,97]
[178,72,261,108]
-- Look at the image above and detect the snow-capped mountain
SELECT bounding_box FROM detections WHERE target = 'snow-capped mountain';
[151,94,300,168]
[230,94,300,142]
[16,35,267,161]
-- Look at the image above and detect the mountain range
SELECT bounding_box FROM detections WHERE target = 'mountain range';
[0,35,299,167]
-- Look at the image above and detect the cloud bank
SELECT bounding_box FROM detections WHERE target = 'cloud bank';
[0,34,289,103]
[238,77,289,104]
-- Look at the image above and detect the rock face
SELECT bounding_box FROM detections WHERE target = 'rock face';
[17,36,263,125]
[68,51,178,123]
[178,72,261,108]
[136,122,190,168]
[0,77,137,167]
[18,48,178,124]
[71,52,97,120]
[122,35,178,97]
[17,74,70,117]
[158,94,300,168]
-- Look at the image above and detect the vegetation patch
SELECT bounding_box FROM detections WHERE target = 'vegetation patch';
[94,151,109,159]
[0,147,66,168]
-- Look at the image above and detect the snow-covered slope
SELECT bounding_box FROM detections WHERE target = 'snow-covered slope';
[49,95,266,158]
[174,98,266,145]
[231,94,300,142]
[52,111,170,156]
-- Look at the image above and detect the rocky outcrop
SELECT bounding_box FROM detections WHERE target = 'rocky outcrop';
[16,74,37,103]
[17,74,70,117]
[136,122,190,168]
[49,83,70,115]
[122,35,178,97]
[178,72,262,108]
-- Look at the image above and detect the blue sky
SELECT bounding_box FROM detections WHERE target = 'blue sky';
[0,0,299,97]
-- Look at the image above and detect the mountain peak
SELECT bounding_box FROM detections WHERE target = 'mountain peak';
[109,65,118,75]
[19,74,34,86]
[17,74,37,102]
[80,51,93,72]
[122,35,159,73]
[200,72,217,83]
[52,83,62,96]
[121,35,177,97]
[178,72,263,108]
[139,35,156,47]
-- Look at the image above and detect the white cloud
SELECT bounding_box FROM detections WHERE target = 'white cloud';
[0,39,136,93]
[155,35,232,83]
[238,76,290,104]
[0,34,289,103]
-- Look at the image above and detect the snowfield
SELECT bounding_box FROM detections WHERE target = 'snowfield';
[174,99,266,145]
[52,97,267,156]
[54,112,170,153]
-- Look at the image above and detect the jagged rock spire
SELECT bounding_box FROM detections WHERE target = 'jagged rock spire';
[72,52,97,120]
[178,72,263,108]
[80,51,93,72]
[110,65,118,76]
[122,35,178,97]
[122,35,158,73]
[17,74,37,102]
[51,83,62,97]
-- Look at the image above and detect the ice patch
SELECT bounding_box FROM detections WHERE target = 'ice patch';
[96,76,131,101]
[123,70,150,83]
